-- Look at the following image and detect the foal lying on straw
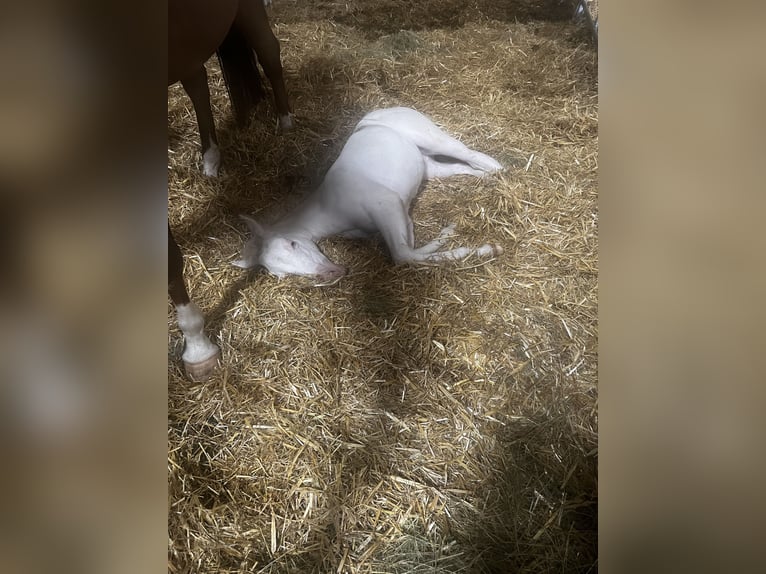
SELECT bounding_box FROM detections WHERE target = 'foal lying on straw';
[234,107,503,282]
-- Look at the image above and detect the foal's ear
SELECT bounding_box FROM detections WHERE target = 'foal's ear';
[240,214,268,237]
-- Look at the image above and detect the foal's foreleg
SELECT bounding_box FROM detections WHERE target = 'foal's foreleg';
[413,223,456,255]
[419,243,502,262]
[399,240,501,264]
[181,67,220,177]
[236,0,293,131]
[372,201,501,265]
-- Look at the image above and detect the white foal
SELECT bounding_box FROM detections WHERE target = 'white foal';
[233,107,503,281]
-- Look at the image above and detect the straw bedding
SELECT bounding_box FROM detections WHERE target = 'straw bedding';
[168,1,597,572]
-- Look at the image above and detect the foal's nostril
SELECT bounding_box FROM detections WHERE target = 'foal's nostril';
[319,266,346,282]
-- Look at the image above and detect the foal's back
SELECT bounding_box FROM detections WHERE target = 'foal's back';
[323,124,426,207]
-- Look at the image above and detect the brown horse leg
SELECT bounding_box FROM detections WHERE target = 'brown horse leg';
[181,67,221,177]
[169,226,220,381]
[235,0,293,131]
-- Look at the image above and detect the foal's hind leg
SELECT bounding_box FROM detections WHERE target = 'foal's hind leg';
[235,0,293,131]
[181,67,221,177]
[419,132,503,174]
[363,108,503,173]
[423,156,488,179]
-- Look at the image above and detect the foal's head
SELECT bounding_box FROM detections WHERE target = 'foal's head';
[233,215,346,282]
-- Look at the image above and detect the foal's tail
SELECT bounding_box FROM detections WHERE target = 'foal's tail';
[217,25,265,126]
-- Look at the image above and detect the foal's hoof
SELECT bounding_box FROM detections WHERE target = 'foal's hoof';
[183,348,221,382]
[493,244,504,256]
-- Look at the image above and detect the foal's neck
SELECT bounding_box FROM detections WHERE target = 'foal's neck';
[272,187,341,240]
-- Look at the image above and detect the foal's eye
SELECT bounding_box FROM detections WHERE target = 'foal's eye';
[290,241,297,249]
